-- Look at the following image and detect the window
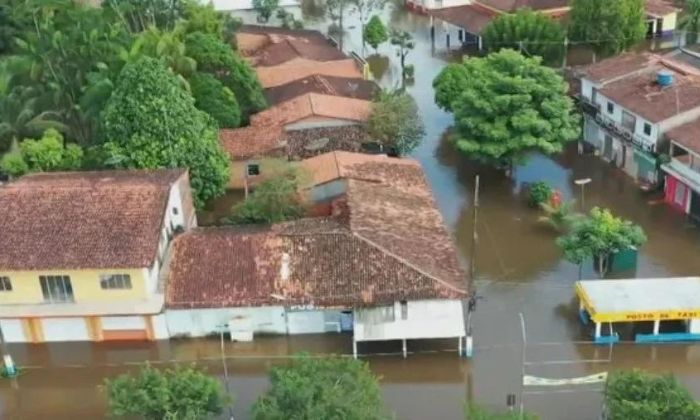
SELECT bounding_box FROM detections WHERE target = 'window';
[607,102,614,114]
[39,275,74,303]
[100,274,132,290]
[172,206,179,215]
[0,276,11,292]
[400,300,408,320]
[643,122,652,136]
[675,182,688,206]
[621,111,636,132]
[247,163,260,176]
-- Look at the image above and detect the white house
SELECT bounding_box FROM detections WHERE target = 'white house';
[577,52,700,184]
[164,152,469,357]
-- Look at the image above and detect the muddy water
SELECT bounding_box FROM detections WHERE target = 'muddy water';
[3,3,700,420]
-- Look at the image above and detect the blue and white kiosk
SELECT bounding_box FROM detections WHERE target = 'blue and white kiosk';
[576,277,700,344]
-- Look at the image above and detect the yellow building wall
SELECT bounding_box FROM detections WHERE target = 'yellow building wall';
[663,13,677,32]
[0,267,149,305]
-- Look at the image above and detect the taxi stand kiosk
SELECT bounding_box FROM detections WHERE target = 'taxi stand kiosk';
[576,277,700,344]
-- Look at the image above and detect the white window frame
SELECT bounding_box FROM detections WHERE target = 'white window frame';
[0,276,12,292]
[100,274,133,290]
[40,275,74,303]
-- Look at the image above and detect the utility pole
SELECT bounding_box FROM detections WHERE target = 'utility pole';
[464,175,480,358]
[217,324,234,420]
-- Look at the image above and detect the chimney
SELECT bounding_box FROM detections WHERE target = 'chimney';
[280,252,291,282]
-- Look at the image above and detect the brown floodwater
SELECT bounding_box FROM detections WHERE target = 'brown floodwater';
[3,3,700,420]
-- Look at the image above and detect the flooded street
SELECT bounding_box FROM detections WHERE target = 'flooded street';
[3,2,700,419]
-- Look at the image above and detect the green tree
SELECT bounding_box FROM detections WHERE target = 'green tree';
[679,0,700,44]
[390,29,415,82]
[605,370,700,420]
[102,57,230,208]
[482,9,566,65]
[252,354,388,420]
[467,405,539,420]
[368,89,425,155]
[189,72,241,128]
[569,0,646,56]
[185,31,267,119]
[127,27,197,77]
[104,0,184,33]
[1,128,83,177]
[556,207,647,275]
[228,170,306,224]
[253,0,280,23]
[179,0,224,37]
[353,0,386,55]
[432,49,579,168]
[105,363,228,420]
[364,15,388,52]
[13,0,131,146]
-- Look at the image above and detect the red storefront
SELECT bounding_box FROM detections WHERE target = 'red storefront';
[665,175,690,212]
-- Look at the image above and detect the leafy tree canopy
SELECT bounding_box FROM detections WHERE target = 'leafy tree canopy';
[103,0,185,33]
[102,56,230,208]
[178,0,224,37]
[364,15,388,51]
[0,128,83,177]
[228,169,306,225]
[252,354,389,420]
[189,72,241,128]
[556,207,646,273]
[569,0,646,55]
[105,363,229,420]
[482,8,566,65]
[606,370,700,420]
[432,49,579,167]
[185,31,267,118]
[368,89,425,156]
[127,27,197,77]
[253,0,280,23]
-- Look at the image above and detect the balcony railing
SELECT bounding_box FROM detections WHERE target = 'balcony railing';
[576,94,600,116]
[594,113,656,153]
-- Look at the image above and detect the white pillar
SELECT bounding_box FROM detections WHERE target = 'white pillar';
[477,36,483,51]
[465,335,473,358]
[458,336,462,356]
[653,319,660,335]
[402,339,407,358]
[353,337,357,359]
[594,322,602,338]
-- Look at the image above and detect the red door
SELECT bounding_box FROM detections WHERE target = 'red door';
[665,175,689,212]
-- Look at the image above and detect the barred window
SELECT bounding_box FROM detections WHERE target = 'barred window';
[100,274,132,290]
[0,276,11,292]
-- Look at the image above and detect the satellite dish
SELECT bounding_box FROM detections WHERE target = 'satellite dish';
[305,137,330,151]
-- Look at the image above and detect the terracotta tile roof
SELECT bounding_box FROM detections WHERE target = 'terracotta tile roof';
[645,0,678,17]
[166,154,467,309]
[250,93,372,127]
[256,58,362,88]
[301,151,421,186]
[166,227,284,309]
[250,37,346,67]
[666,119,700,154]
[219,125,286,159]
[478,0,569,11]
[428,4,497,35]
[579,53,660,84]
[265,75,379,105]
[286,126,372,159]
[0,169,184,270]
[599,62,700,123]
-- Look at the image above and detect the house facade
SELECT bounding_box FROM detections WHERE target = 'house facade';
[0,169,195,343]
[165,152,469,357]
[662,120,700,220]
[577,53,700,185]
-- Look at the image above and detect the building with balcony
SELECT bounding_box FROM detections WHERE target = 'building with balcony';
[577,52,700,185]
[662,120,700,220]
[0,169,195,343]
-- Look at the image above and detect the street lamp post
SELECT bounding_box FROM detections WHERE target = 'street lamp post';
[216,323,234,420]
[574,178,592,211]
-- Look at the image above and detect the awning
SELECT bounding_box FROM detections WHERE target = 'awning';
[576,277,700,323]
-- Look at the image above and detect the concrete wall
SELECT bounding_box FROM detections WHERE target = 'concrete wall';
[165,307,345,337]
[595,92,659,149]
[286,118,361,131]
[354,299,464,342]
